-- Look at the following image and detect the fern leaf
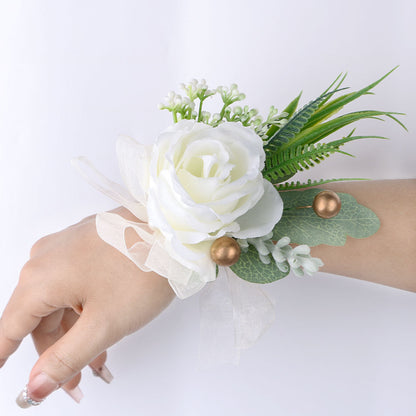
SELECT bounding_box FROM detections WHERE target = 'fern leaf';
[263,142,343,182]
[276,178,368,191]
[263,133,386,183]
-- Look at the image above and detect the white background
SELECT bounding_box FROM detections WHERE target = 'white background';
[0,0,415,415]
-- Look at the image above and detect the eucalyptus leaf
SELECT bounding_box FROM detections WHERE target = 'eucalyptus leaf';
[230,244,289,284]
[273,188,380,246]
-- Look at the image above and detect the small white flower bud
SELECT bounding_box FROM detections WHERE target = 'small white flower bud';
[211,113,221,123]
[259,254,271,264]
[238,239,249,249]
[233,106,242,115]
[276,236,291,247]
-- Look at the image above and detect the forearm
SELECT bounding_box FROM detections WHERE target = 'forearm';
[310,179,416,292]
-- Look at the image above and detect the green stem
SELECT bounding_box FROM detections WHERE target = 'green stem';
[218,103,229,123]
[282,206,313,211]
[197,98,204,122]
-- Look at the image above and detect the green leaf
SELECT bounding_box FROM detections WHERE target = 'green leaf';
[302,66,399,130]
[264,88,347,152]
[265,73,346,139]
[230,244,289,284]
[266,91,302,138]
[315,72,348,109]
[263,142,343,181]
[263,132,386,182]
[282,91,303,119]
[302,91,356,128]
[273,188,380,246]
[277,110,402,150]
[275,177,368,191]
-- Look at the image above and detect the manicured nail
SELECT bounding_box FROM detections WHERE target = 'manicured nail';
[65,386,84,403]
[92,364,114,384]
[16,386,43,408]
[16,372,59,408]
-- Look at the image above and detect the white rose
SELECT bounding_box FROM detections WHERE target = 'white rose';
[153,121,282,268]
[117,120,283,295]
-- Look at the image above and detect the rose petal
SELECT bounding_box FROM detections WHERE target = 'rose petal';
[232,179,283,239]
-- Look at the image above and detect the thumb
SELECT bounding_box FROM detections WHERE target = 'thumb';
[17,310,113,407]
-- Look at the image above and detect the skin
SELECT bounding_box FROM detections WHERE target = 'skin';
[311,179,416,292]
[0,207,175,403]
[0,179,415,405]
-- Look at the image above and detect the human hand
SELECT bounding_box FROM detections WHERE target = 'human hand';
[0,207,175,407]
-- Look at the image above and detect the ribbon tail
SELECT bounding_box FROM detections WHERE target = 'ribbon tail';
[96,212,155,272]
[226,268,276,351]
[198,267,275,369]
[71,156,148,222]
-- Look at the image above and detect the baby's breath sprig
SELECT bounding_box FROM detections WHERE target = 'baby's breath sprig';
[159,79,289,143]
[223,105,288,141]
[158,91,195,123]
[158,79,289,136]
[213,84,246,126]
[180,79,215,122]
[256,106,288,141]
[226,105,259,126]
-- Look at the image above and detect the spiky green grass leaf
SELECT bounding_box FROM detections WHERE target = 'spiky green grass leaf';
[264,88,347,152]
[302,66,400,130]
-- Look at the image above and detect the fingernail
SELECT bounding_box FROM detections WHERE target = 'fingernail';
[16,386,43,408]
[65,386,84,403]
[92,364,114,384]
[16,372,59,408]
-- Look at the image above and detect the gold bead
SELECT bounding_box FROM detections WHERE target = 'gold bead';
[210,236,241,266]
[313,190,342,219]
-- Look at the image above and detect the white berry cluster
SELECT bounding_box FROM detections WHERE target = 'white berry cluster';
[238,233,323,277]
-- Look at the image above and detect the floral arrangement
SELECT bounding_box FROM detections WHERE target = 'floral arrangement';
[74,68,404,300]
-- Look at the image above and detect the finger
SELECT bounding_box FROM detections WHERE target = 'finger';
[32,310,65,337]
[90,351,114,384]
[0,284,56,368]
[61,373,82,399]
[18,307,116,407]
[61,310,114,383]
[31,311,84,403]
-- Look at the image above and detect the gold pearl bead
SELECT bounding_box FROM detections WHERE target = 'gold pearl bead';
[313,190,342,219]
[210,236,241,266]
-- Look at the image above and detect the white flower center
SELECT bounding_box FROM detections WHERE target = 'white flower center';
[175,139,237,204]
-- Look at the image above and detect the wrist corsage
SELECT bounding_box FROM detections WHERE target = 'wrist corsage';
[73,68,404,365]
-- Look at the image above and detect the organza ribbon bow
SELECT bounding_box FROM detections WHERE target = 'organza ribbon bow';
[72,157,276,366]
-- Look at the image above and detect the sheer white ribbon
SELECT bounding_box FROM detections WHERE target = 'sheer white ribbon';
[199,267,275,367]
[72,157,276,365]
